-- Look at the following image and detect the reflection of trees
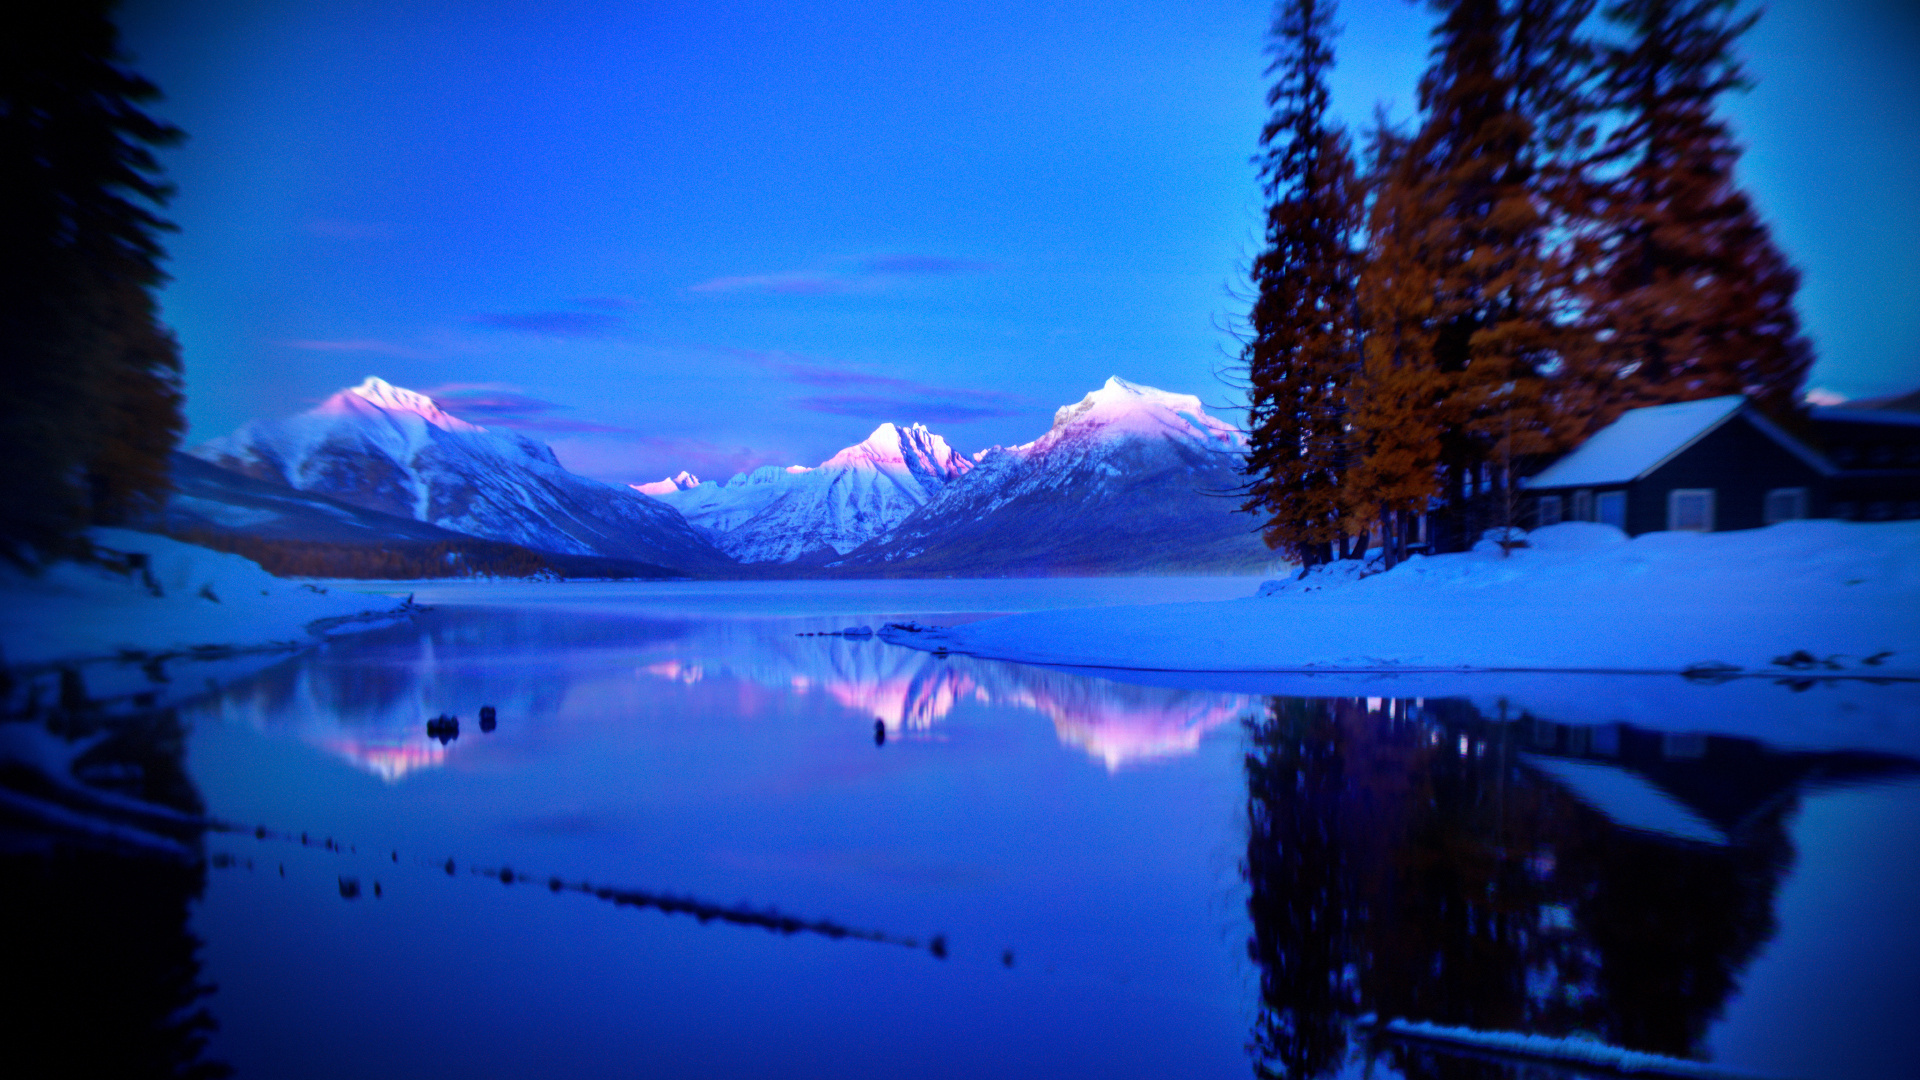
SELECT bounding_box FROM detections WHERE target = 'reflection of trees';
[1243,696,1916,1079]
[2,676,228,1077]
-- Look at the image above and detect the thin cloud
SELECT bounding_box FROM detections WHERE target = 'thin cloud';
[284,338,440,360]
[687,273,861,296]
[470,311,625,337]
[688,254,993,296]
[419,383,629,434]
[721,347,1028,422]
[795,395,1026,424]
[549,434,791,486]
[572,296,640,311]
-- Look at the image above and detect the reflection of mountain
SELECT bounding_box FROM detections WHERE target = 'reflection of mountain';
[641,627,1259,770]
[189,608,1252,776]
[190,611,677,780]
[1241,696,1920,1079]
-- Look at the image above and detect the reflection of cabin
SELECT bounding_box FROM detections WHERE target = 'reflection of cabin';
[1523,396,1833,535]
[1509,714,1920,846]
[1807,406,1920,522]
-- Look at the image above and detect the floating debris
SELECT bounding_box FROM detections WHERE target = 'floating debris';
[426,714,459,744]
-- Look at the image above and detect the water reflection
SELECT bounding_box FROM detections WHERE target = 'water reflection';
[193,608,1255,776]
[1242,696,1920,1078]
[0,669,229,1078]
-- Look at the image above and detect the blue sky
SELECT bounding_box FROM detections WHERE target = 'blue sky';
[121,0,1920,484]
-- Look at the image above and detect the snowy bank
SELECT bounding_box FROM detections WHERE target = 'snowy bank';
[0,528,411,669]
[878,521,1920,680]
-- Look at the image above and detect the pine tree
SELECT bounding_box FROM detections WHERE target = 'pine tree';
[1346,121,1445,569]
[1,1,185,563]
[1241,0,1363,568]
[1373,0,1577,550]
[1577,0,1811,425]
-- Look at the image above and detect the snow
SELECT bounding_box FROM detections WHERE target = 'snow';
[1014,375,1244,457]
[191,377,724,567]
[1378,1018,1758,1078]
[878,520,1920,681]
[1527,395,1748,487]
[631,470,701,496]
[1519,754,1729,844]
[646,422,974,563]
[1811,405,1920,428]
[0,529,409,667]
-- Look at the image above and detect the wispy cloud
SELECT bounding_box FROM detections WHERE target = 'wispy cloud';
[688,254,994,296]
[547,434,791,486]
[571,296,640,311]
[469,311,626,337]
[284,338,440,360]
[723,347,1028,423]
[418,383,629,433]
[793,395,1025,424]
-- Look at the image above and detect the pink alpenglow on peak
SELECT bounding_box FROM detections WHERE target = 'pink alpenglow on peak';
[1024,376,1243,454]
[645,421,976,563]
[822,422,974,480]
[188,377,733,570]
[320,376,484,435]
[631,471,703,496]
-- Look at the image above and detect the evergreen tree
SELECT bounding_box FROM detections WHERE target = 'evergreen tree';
[1346,121,1444,569]
[1241,0,1363,567]
[1,1,185,564]
[1376,0,1576,549]
[1577,0,1811,425]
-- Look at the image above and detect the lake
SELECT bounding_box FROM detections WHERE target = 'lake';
[5,578,1918,1078]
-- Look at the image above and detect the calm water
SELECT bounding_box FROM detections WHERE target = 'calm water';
[5,580,1919,1078]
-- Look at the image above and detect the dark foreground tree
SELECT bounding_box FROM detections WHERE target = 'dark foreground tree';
[1,0,185,564]
[1241,0,1363,567]
[1575,0,1811,425]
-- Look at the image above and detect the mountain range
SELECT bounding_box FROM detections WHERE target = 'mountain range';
[191,378,733,572]
[176,375,1275,578]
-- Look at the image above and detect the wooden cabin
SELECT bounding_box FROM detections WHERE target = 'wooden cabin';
[1807,406,1920,522]
[1522,396,1833,535]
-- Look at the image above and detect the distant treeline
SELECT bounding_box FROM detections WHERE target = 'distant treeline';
[166,528,678,581]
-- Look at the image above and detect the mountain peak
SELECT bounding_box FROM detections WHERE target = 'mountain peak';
[632,470,702,496]
[1038,376,1242,449]
[323,376,482,433]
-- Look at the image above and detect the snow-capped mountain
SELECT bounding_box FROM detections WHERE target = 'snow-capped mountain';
[191,377,733,571]
[632,471,701,496]
[838,377,1273,574]
[640,422,972,564]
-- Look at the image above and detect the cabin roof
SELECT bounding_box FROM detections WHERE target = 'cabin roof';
[1527,395,1831,488]
[1811,406,1920,429]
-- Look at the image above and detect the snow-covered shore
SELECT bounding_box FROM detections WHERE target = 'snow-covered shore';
[879,521,1920,680]
[0,529,411,669]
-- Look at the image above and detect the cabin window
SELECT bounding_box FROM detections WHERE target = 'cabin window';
[1537,495,1563,526]
[1832,501,1856,520]
[1764,487,1808,524]
[1571,489,1593,521]
[1596,491,1627,530]
[1668,488,1715,531]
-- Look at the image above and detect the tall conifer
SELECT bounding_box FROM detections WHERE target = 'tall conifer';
[1577,0,1810,424]
[1379,0,1575,548]
[1347,122,1443,569]
[1,1,185,562]
[1242,0,1362,567]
